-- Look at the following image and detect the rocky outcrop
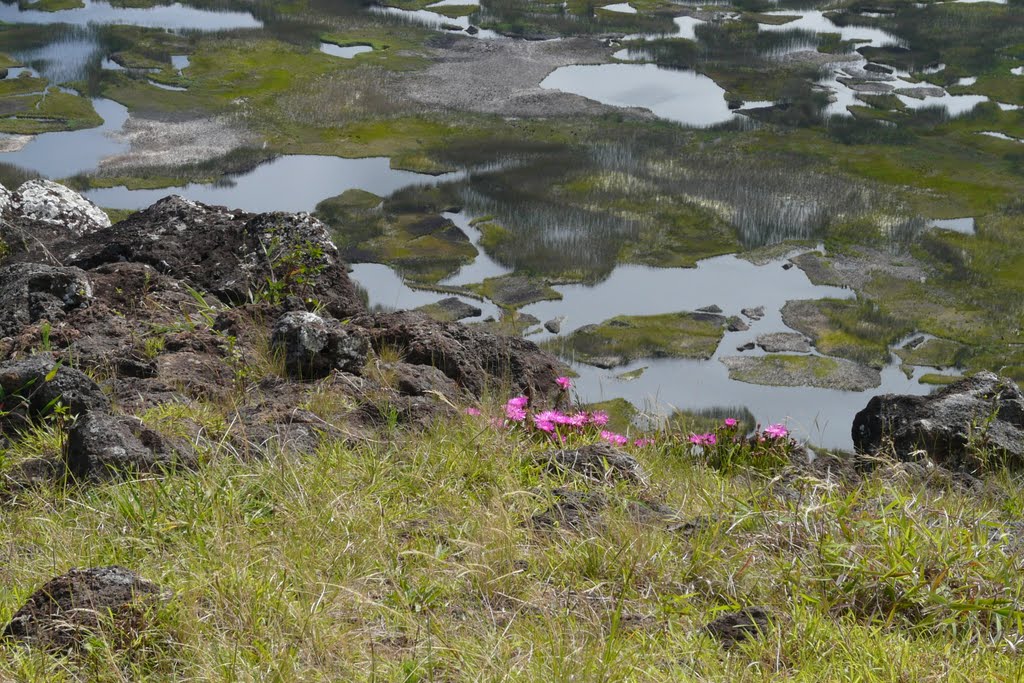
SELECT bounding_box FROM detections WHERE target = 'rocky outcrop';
[357,310,562,397]
[852,372,1024,471]
[270,310,367,380]
[2,566,165,652]
[64,196,366,318]
[0,182,564,479]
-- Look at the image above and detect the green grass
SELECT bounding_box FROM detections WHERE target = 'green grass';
[4,396,1024,679]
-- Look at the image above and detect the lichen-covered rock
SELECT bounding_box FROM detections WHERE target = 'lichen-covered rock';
[0,182,14,215]
[0,356,109,427]
[2,566,165,652]
[0,262,93,337]
[357,310,562,397]
[66,412,194,480]
[271,310,367,379]
[13,179,111,235]
[852,372,1024,471]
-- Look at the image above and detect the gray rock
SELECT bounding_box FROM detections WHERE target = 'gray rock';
[697,305,723,314]
[896,85,946,99]
[3,566,165,652]
[736,342,755,352]
[0,356,109,427]
[756,332,812,353]
[391,362,466,402]
[0,262,93,337]
[852,372,1024,471]
[741,306,765,321]
[357,310,562,398]
[271,310,368,380]
[66,412,194,480]
[536,442,648,485]
[544,316,565,334]
[727,316,750,332]
[12,180,111,235]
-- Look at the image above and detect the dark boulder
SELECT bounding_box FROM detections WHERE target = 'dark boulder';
[270,310,368,380]
[64,196,365,318]
[852,372,1024,471]
[0,262,93,337]
[66,412,195,480]
[704,607,772,647]
[536,442,649,485]
[356,310,562,397]
[3,566,165,652]
[0,356,109,428]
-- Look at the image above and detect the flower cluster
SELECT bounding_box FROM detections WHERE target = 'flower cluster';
[683,417,796,472]
[463,378,653,449]
[689,432,717,446]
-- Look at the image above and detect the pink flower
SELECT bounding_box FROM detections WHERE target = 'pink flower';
[466,407,481,416]
[505,396,528,422]
[688,432,717,446]
[590,411,609,427]
[533,410,561,433]
[556,376,572,390]
[633,438,654,447]
[764,423,789,439]
[600,430,628,446]
[724,418,737,428]
[534,418,556,432]
[565,412,589,428]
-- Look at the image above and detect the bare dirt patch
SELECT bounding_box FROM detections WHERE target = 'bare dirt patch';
[393,35,652,118]
[99,115,258,172]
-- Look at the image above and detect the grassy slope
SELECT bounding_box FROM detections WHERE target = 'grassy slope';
[2,396,1024,679]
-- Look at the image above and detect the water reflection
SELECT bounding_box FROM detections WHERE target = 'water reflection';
[349,242,941,449]
[0,0,261,29]
[0,96,128,177]
[84,155,465,212]
[540,63,739,127]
